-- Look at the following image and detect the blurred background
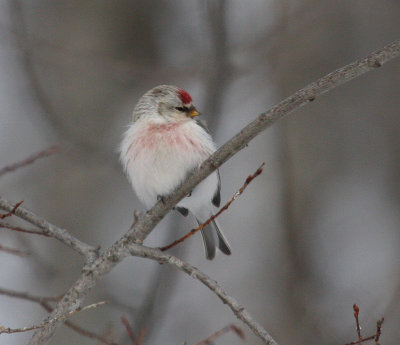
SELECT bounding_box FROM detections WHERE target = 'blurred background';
[0,1,400,344]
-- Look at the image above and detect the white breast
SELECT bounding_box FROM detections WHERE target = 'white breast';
[120,117,216,208]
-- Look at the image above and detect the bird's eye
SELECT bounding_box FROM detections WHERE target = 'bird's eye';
[175,106,187,112]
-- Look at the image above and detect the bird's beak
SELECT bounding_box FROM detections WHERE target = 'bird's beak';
[188,106,200,118]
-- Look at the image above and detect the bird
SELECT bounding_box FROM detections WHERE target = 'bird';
[119,85,231,260]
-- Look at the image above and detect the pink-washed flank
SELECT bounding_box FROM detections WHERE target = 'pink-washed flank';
[120,118,216,207]
[131,121,211,160]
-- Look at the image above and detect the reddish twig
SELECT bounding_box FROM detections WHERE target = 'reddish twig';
[374,318,384,345]
[353,304,362,344]
[0,244,29,257]
[120,316,146,345]
[0,221,49,237]
[160,163,265,252]
[0,201,23,219]
[137,328,146,345]
[121,316,137,344]
[344,305,384,345]
[194,324,245,345]
[0,145,58,178]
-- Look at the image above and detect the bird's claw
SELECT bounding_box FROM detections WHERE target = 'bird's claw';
[157,195,166,204]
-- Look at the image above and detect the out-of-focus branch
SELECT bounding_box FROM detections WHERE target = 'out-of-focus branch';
[129,244,277,345]
[0,197,98,262]
[0,301,107,335]
[0,287,116,344]
[0,221,49,237]
[28,40,400,345]
[0,244,29,257]
[0,145,58,178]
[121,316,145,345]
[194,324,244,345]
[160,163,265,252]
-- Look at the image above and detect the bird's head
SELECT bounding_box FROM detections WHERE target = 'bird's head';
[136,85,200,122]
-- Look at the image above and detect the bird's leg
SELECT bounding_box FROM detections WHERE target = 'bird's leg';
[157,195,166,204]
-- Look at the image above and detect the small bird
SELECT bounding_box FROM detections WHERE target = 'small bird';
[119,85,231,259]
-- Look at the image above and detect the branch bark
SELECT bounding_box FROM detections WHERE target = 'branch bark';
[0,197,98,262]
[129,245,277,345]
[0,145,58,178]
[21,39,400,345]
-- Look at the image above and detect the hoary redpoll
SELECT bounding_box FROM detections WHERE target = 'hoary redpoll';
[120,85,231,259]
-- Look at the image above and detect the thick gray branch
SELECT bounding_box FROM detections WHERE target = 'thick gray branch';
[0,197,98,261]
[27,39,400,345]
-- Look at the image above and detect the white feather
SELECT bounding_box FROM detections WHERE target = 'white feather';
[119,85,231,259]
[120,116,217,209]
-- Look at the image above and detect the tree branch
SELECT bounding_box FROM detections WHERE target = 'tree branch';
[0,221,50,237]
[0,197,98,262]
[194,324,244,345]
[0,301,107,335]
[160,162,265,252]
[0,145,58,178]
[0,287,116,344]
[25,39,400,345]
[129,245,277,345]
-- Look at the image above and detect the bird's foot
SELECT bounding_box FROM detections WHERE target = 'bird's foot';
[157,195,166,204]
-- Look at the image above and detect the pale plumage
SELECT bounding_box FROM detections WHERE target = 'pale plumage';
[120,85,231,259]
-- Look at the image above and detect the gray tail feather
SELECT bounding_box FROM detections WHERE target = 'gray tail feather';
[197,219,231,260]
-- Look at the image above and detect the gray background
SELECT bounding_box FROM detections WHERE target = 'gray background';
[0,1,400,344]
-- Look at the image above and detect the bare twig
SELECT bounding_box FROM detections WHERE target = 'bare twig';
[130,244,276,345]
[0,200,23,219]
[374,318,384,345]
[121,316,137,344]
[353,304,362,344]
[0,301,107,335]
[0,287,115,344]
[137,329,146,345]
[0,286,59,304]
[0,244,29,257]
[194,324,244,345]
[28,40,400,345]
[0,197,98,261]
[160,163,265,252]
[120,317,145,345]
[0,221,49,237]
[344,305,384,345]
[0,145,58,178]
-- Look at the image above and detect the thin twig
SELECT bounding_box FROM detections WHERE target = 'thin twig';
[0,221,49,237]
[137,329,146,345]
[0,301,107,335]
[194,324,244,345]
[160,163,265,252]
[121,316,137,344]
[353,304,362,344]
[0,200,23,219]
[343,306,385,345]
[374,318,384,345]
[0,287,115,344]
[28,40,400,345]
[0,244,29,257]
[0,145,58,178]
[130,245,276,345]
[0,197,98,261]
[0,287,60,303]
